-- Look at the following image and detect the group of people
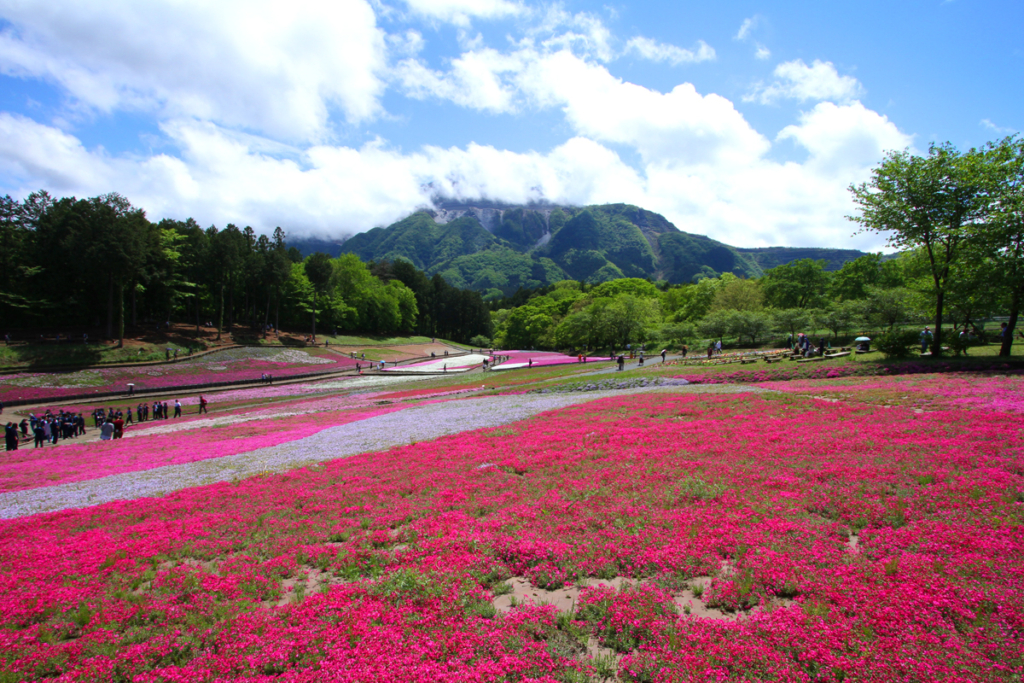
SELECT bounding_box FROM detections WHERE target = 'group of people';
[790,333,829,357]
[259,373,275,384]
[706,340,723,358]
[2,395,210,451]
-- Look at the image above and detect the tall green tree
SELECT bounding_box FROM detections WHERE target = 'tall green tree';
[982,136,1024,356]
[304,252,334,339]
[761,259,829,309]
[849,143,994,355]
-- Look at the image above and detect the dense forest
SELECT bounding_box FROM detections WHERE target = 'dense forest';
[0,193,492,344]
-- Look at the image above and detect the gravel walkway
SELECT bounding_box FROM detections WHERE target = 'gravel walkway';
[0,384,763,520]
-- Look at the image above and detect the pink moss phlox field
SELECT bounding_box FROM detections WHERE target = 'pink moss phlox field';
[0,349,357,402]
[675,361,1023,386]
[0,403,404,493]
[760,373,1024,415]
[497,350,601,368]
[1,391,1022,681]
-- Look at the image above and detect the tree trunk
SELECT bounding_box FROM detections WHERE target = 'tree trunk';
[228,286,234,333]
[311,290,317,340]
[1001,289,1020,357]
[275,286,280,338]
[932,290,944,356]
[117,283,124,349]
[106,272,114,340]
[217,283,224,341]
[131,284,137,329]
[264,288,271,339]
[195,291,200,338]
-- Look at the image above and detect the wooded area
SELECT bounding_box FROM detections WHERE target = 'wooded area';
[0,195,492,344]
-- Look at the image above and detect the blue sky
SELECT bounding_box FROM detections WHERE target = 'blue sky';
[0,0,1020,250]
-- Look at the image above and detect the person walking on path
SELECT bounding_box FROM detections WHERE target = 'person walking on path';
[113,415,124,439]
[198,395,208,414]
[617,355,625,371]
[173,400,182,418]
[99,419,115,441]
[33,421,45,448]
[4,423,17,451]
[920,327,933,354]
[661,349,667,363]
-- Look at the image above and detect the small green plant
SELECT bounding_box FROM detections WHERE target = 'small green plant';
[491,580,513,596]
[691,582,705,598]
[675,475,727,501]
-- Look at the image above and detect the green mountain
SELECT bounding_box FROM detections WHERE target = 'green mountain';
[294,202,868,299]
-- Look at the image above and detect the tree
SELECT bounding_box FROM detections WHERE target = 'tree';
[698,310,733,344]
[711,276,763,312]
[849,143,994,355]
[829,253,903,301]
[981,136,1024,356]
[771,308,810,339]
[729,310,773,345]
[864,287,914,331]
[601,294,660,350]
[817,300,864,339]
[761,259,829,309]
[304,252,334,339]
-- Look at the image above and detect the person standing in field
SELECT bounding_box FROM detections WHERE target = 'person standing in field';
[198,395,208,414]
[661,349,667,363]
[920,327,933,354]
[113,414,124,439]
[99,419,114,441]
[173,400,182,418]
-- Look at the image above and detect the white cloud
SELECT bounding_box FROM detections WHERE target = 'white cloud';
[981,118,1017,135]
[519,50,768,166]
[755,44,771,60]
[0,0,388,142]
[528,7,616,62]
[623,37,715,65]
[735,16,758,41]
[777,101,913,175]
[395,48,524,113]
[0,105,903,250]
[402,0,524,27]
[747,59,864,104]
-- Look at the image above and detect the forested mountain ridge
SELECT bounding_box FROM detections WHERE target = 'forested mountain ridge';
[291,203,870,299]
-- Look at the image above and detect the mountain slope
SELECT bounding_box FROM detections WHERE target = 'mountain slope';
[291,202,867,297]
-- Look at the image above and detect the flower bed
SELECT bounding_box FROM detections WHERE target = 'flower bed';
[0,348,358,402]
[383,354,487,372]
[0,388,1021,681]
[674,359,1024,385]
[0,402,404,493]
[492,350,603,370]
[759,372,1024,414]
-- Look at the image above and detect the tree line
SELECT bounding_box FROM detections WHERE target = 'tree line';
[491,136,1024,357]
[0,193,491,344]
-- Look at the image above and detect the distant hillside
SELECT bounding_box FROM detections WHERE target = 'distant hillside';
[288,236,347,258]
[291,202,869,298]
[736,247,868,272]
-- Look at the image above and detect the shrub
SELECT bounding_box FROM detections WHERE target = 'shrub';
[874,329,919,358]
[469,335,492,348]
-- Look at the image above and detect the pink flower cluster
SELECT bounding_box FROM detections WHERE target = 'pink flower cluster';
[0,389,1021,681]
[761,373,1024,414]
[675,360,1022,385]
[495,350,603,368]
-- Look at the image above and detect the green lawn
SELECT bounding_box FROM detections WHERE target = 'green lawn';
[0,340,209,370]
